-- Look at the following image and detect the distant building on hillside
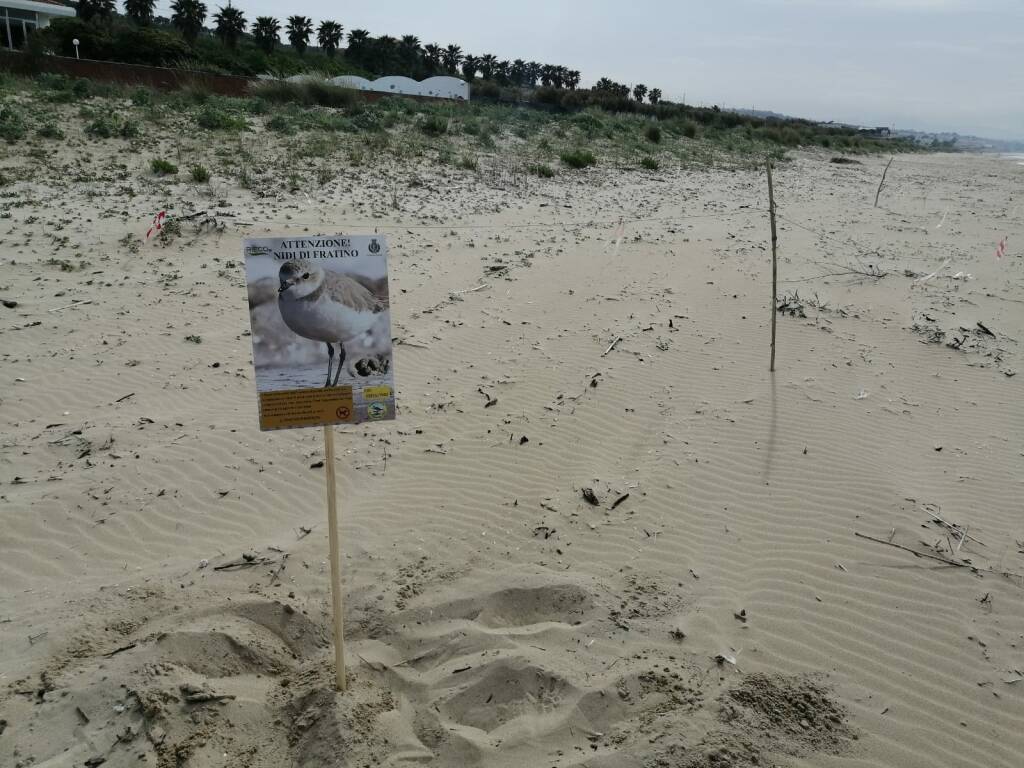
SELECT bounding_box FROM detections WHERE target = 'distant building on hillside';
[1,0,74,50]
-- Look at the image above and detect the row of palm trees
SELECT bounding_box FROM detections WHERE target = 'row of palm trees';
[594,77,663,105]
[75,0,664,102]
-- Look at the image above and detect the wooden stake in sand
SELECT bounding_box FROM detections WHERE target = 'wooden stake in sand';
[323,425,347,691]
[874,156,894,208]
[766,159,778,372]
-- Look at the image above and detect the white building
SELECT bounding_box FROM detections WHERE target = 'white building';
[1,0,74,51]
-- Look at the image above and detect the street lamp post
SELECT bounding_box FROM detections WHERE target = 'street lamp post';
[72,38,79,59]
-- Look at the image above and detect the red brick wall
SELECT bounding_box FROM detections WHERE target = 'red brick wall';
[0,51,256,96]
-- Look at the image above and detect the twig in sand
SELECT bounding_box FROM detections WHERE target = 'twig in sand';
[874,156,894,208]
[451,282,490,296]
[855,532,972,569]
[925,508,985,546]
[48,300,93,312]
[601,336,623,356]
[103,642,137,658]
[213,555,275,571]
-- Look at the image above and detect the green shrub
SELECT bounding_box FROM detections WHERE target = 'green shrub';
[265,114,293,134]
[640,156,659,170]
[304,80,359,108]
[528,163,554,178]
[251,79,361,109]
[419,114,448,136]
[119,118,140,139]
[682,120,698,139]
[0,107,27,143]
[85,115,115,138]
[571,112,604,137]
[646,124,662,143]
[559,149,597,169]
[189,164,210,183]
[150,158,178,175]
[196,105,246,131]
[38,123,64,140]
[130,87,153,107]
[456,155,477,170]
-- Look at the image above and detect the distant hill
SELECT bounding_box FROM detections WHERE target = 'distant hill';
[732,108,1024,152]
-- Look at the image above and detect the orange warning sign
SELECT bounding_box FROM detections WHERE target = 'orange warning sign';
[258,387,355,431]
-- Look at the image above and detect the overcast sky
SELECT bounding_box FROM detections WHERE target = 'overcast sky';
[156,0,1023,140]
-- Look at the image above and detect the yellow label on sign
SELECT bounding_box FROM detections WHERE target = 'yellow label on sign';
[363,386,392,401]
[258,386,354,431]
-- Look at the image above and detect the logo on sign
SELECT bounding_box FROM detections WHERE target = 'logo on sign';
[367,402,387,419]
[368,239,381,254]
[336,405,351,420]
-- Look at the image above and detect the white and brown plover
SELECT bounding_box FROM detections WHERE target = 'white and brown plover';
[277,259,390,387]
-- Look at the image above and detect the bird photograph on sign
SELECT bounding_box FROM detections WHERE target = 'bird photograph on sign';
[244,235,396,430]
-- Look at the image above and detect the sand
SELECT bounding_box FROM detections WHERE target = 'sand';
[1,132,1023,768]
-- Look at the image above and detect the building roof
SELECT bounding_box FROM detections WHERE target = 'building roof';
[3,0,76,15]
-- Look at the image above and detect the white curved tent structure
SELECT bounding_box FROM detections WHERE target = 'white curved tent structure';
[327,75,469,101]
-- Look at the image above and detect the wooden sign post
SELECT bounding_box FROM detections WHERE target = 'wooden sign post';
[243,234,397,694]
[766,159,778,373]
[323,425,346,691]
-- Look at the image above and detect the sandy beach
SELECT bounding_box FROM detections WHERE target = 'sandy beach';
[1,113,1022,768]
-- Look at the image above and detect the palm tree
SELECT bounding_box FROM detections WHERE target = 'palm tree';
[539,64,556,87]
[495,60,511,84]
[566,70,581,90]
[347,28,370,65]
[398,34,421,75]
[123,0,155,25]
[423,43,442,72]
[525,62,542,87]
[442,44,462,74]
[317,20,343,57]
[460,55,480,80]
[372,35,398,72]
[510,59,526,86]
[213,4,246,49]
[633,84,648,102]
[552,66,568,89]
[286,15,313,55]
[79,0,115,21]
[649,88,662,105]
[170,0,207,43]
[478,53,498,80]
[253,16,280,54]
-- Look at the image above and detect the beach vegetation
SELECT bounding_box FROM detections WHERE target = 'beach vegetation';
[189,163,211,182]
[560,148,597,168]
[151,157,178,174]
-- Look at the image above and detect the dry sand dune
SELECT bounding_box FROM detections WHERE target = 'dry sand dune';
[1,146,1023,768]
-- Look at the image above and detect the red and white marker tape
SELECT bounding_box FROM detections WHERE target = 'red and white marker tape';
[995,236,1007,259]
[146,210,167,239]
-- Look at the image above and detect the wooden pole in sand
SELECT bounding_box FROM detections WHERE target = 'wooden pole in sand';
[874,156,894,208]
[766,158,778,373]
[323,425,347,691]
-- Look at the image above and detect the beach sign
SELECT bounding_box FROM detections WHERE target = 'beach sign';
[243,234,398,691]
[244,234,396,431]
